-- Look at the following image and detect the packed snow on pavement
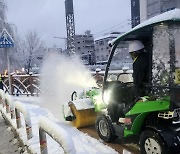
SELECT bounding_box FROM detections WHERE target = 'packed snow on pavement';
[0,113,21,154]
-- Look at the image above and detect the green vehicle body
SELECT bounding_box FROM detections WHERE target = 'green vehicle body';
[95,9,180,153]
[124,99,170,137]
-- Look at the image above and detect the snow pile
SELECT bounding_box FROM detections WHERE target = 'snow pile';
[72,98,94,110]
[40,53,97,120]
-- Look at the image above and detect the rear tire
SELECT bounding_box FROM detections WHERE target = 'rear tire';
[140,130,168,154]
[95,114,117,142]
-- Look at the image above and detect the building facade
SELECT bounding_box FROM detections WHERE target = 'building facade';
[94,32,131,66]
[131,0,180,26]
[131,0,141,27]
[94,32,119,64]
[75,30,95,65]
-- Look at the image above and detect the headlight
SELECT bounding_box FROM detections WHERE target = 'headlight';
[103,90,111,105]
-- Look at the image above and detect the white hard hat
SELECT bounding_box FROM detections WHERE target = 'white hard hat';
[95,68,101,72]
[129,40,144,53]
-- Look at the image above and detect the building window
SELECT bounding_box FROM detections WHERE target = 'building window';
[99,40,104,45]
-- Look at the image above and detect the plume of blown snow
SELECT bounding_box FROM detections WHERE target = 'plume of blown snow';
[40,53,96,120]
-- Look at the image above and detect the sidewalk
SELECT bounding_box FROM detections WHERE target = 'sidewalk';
[0,113,19,154]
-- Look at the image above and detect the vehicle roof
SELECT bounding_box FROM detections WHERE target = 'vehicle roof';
[110,9,180,46]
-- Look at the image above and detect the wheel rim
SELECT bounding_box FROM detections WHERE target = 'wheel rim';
[144,138,162,154]
[99,119,108,137]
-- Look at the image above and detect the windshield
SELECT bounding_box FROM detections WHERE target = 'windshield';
[106,41,133,82]
[109,41,132,70]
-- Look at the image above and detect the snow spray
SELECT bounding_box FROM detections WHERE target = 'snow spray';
[40,53,97,120]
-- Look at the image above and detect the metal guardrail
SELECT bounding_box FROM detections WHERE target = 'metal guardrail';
[3,74,41,96]
[0,91,33,140]
[0,89,5,107]
[14,101,33,140]
[0,91,76,154]
[2,70,132,96]
[5,93,15,119]
[38,116,75,154]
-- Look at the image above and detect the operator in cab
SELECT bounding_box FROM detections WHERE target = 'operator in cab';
[128,40,149,97]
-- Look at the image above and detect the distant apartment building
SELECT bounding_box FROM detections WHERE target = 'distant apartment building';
[47,46,63,54]
[94,32,131,65]
[31,47,62,69]
[75,30,95,65]
[131,0,180,26]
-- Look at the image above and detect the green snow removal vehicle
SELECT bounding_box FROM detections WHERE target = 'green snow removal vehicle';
[95,9,180,153]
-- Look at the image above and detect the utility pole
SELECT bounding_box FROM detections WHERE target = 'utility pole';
[0,29,14,95]
[65,0,76,54]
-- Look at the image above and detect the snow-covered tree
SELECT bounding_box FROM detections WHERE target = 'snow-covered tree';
[0,0,6,22]
[0,1,46,74]
[23,30,45,74]
[0,0,22,73]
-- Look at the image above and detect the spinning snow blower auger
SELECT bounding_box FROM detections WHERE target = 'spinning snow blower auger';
[63,87,106,128]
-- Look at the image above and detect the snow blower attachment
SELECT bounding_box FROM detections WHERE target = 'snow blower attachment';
[68,100,97,128]
[63,88,106,128]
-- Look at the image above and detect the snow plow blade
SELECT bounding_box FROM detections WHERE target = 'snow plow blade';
[69,103,97,128]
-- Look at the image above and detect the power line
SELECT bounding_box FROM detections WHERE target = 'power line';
[93,14,148,37]
[93,19,131,37]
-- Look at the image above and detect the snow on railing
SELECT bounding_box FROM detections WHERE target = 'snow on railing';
[14,101,33,140]
[0,93,33,140]
[39,116,75,154]
[3,74,40,96]
[4,92,10,114]
[4,93,15,119]
[0,91,76,153]
[0,89,5,107]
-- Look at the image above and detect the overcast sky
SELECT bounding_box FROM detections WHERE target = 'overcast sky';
[6,0,131,48]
